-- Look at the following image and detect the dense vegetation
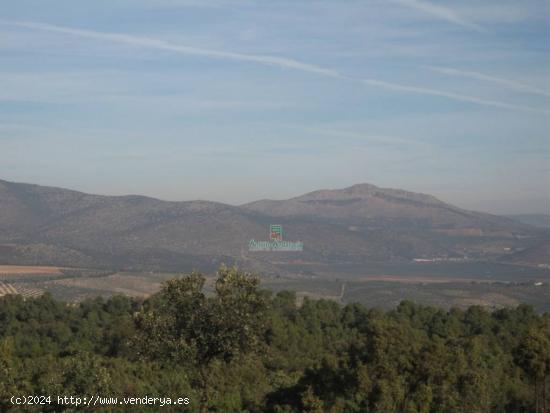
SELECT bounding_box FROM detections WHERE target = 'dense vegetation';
[0,266,549,412]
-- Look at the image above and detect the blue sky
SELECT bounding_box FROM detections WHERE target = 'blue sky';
[1,0,549,214]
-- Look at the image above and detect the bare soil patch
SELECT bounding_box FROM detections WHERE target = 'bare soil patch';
[0,265,64,274]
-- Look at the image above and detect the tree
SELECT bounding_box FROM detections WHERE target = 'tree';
[0,337,18,412]
[515,319,550,413]
[135,265,268,413]
[301,386,324,413]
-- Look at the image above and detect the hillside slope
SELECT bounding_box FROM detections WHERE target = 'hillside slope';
[243,183,525,232]
[0,179,545,273]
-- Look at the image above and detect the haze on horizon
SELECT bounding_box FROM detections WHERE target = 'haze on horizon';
[1,0,549,215]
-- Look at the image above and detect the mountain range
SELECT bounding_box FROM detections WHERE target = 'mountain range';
[0,179,548,276]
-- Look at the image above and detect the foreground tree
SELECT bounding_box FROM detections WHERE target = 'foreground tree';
[515,318,550,413]
[1,272,549,412]
[135,265,268,412]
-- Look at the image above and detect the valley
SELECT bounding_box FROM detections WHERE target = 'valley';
[1,179,548,311]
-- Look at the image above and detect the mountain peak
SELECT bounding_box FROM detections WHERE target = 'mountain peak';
[294,183,443,205]
[0,179,539,272]
[299,183,379,199]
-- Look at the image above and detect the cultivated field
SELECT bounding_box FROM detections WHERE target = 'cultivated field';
[52,273,166,298]
[0,264,548,312]
[0,265,64,274]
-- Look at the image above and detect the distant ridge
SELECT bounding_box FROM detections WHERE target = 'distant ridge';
[0,179,546,273]
[242,182,522,231]
[507,214,550,229]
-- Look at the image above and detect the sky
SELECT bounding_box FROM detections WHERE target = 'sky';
[1,0,549,214]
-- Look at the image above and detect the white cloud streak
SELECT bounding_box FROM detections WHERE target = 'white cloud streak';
[428,66,550,98]
[389,0,485,31]
[2,21,340,78]
[358,78,545,113]
[1,20,545,114]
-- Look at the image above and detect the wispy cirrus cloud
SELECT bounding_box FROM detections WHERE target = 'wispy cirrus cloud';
[0,21,340,78]
[1,20,545,114]
[389,0,485,32]
[358,78,545,113]
[428,66,550,98]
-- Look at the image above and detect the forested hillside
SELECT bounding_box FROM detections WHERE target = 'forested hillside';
[2,179,547,274]
[0,267,549,412]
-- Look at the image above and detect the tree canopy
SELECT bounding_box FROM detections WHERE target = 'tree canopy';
[0,266,548,412]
